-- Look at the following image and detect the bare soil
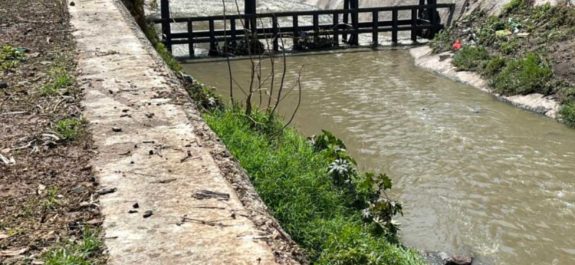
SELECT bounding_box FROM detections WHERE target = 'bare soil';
[0,0,104,264]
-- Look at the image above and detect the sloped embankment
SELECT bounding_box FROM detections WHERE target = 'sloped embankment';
[418,0,575,127]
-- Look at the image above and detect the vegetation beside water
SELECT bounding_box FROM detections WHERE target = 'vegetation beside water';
[431,0,575,127]
[201,104,424,264]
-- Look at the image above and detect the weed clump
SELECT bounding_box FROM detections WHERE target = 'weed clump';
[560,102,575,128]
[0,45,25,70]
[452,46,490,71]
[55,118,84,141]
[481,56,506,78]
[492,53,552,95]
[44,228,103,265]
[42,67,74,96]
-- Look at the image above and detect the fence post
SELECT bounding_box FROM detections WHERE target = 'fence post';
[343,0,349,42]
[411,8,418,43]
[333,13,339,46]
[372,11,378,47]
[187,19,194,57]
[272,15,279,52]
[350,0,359,46]
[392,9,398,45]
[160,0,172,52]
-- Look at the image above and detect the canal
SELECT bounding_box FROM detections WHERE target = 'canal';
[183,50,575,265]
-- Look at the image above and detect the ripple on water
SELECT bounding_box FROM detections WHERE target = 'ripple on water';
[184,50,575,265]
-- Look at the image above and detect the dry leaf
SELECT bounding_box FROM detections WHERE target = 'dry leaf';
[0,247,29,257]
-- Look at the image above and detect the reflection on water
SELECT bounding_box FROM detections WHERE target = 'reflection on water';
[184,50,575,265]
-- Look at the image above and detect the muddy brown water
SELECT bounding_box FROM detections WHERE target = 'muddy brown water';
[183,49,575,265]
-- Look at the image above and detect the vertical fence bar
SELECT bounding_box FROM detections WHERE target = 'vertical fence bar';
[343,0,349,41]
[231,18,237,47]
[372,11,378,47]
[333,13,339,46]
[411,8,418,43]
[272,15,279,52]
[187,19,194,57]
[350,0,359,45]
[160,0,172,52]
[429,0,438,38]
[208,18,217,55]
[292,15,299,48]
[313,13,320,45]
[392,9,398,45]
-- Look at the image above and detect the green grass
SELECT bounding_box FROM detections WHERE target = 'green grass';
[44,228,103,265]
[42,67,74,96]
[492,53,553,95]
[0,44,25,70]
[481,56,506,78]
[560,102,575,128]
[54,118,84,141]
[452,46,490,71]
[204,109,424,265]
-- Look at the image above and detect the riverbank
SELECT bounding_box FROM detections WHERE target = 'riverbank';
[417,0,575,127]
[410,46,561,118]
[197,106,425,264]
[1,1,105,264]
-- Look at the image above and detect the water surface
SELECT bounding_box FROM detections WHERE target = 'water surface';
[183,50,575,265]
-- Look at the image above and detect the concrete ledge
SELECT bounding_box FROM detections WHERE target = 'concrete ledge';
[69,0,300,264]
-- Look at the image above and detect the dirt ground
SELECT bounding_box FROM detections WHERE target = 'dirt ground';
[0,0,104,264]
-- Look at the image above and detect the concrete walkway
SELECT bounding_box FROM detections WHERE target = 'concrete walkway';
[69,1,295,264]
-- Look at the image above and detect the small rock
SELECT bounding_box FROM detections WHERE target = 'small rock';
[0,81,8,89]
[132,203,139,209]
[143,210,153,218]
[71,185,87,194]
[447,256,473,265]
[96,187,117,195]
[149,150,154,155]
[70,1,75,6]
[112,127,122,132]
[128,210,138,214]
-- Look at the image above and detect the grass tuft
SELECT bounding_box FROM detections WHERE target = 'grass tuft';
[492,53,552,95]
[560,102,575,128]
[452,46,490,71]
[44,228,103,265]
[0,44,26,70]
[54,118,84,141]
[42,67,74,96]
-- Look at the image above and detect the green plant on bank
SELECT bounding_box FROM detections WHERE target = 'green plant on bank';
[204,108,423,264]
[481,56,506,78]
[42,67,74,96]
[42,187,61,210]
[560,102,575,128]
[187,82,223,111]
[429,29,452,53]
[0,44,26,70]
[452,46,490,71]
[503,0,527,14]
[54,118,84,141]
[492,53,552,95]
[44,228,104,265]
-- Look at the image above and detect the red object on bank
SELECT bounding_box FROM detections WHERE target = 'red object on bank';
[452,39,462,51]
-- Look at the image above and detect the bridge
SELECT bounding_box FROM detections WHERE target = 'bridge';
[155,0,455,57]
